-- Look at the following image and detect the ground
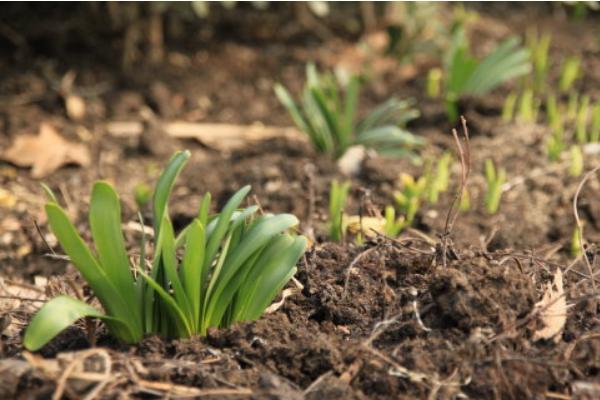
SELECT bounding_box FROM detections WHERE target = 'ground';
[1,3,600,399]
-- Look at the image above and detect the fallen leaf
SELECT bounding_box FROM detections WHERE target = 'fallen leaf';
[337,145,366,176]
[532,269,566,341]
[2,123,91,178]
[344,215,387,238]
[65,95,86,121]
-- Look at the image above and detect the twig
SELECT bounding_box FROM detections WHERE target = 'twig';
[441,116,471,268]
[33,219,56,255]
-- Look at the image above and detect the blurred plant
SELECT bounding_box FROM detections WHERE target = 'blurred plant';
[459,187,471,211]
[569,145,584,177]
[517,89,539,123]
[385,2,448,63]
[394,173,426,224]
[24,151,306,351]
[275,63,423,160]
[567,92,579,121]
[133,182,152,208]
[576,95,590,144]
[559,56,581,93]
[427,68,442,98]
[526,29,551,92]
[443,27,531,121]
[502,91,518,122]
[590,102,600,142]
[383,205,408,237]
[328,179,351,241]
[547,129,566,162]
[571,222,584,257]
[424,152,452,204]
[546,94,563,135]
[484,159,506,214]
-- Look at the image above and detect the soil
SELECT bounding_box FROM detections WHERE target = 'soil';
[2,3,600,399]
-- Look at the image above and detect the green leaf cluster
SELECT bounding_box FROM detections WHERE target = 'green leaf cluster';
[484,159,507,215]
[275,63,423,160]
[24,151,306,351]
[444,27,531,121]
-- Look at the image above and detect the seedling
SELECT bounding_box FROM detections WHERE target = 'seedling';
[526,29,551,92]
[427,68,442,98]
[546,94,563,136]
[484,159,507,214]
[502,92,518,122]
[444,27,531,121]
[571,223,584,257]
[425,152,452,204]
[576,95,590,144]
[328,179,351,241]
[383,205,408,237]
[517,89,538,123]
[567,92,579,121]
[459,187,471,211]
[559,56,581,93]
[569,145,584,177]
[275,63,422,160]
[547,130,566,162]
[394,173,426,224]
[591,103,600,143]
[24,151,306,351]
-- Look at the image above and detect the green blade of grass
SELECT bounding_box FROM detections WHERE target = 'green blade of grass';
[181,219,206,329]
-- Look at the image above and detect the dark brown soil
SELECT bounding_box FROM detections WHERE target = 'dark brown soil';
[2,3,600,399]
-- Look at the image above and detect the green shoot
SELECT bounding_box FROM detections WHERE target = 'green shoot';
[546,94,563,135]
[275,63,423,160]
[459,187,471,212]
[526,29,551,92]
[559,56,581,93]
[328,180,351,241]
[547,131,566,162]
[394,174,426,224]
[425,152,452,204]
[569,145,584,177]
[427,68,442,98]
[384,205,407,237]
[443,27,531,122]
[25,151,306,351]
[502,92,518,122]
[484,159,507,214]
[576,95,590,144]
[571,223,584,258]
[591,103,600,143]
[567,92,579,122]
[517,89,536,123]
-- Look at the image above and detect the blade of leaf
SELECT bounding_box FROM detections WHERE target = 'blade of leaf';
[153,150,191,234]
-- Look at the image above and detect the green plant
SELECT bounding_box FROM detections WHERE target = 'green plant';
[443,27,531,121]
[328,180,351,241]
[275,63,422,160]
[425,152,452,204]
[383,205,408,237]
[546,94,563,135]
[567,92,579,121]
[426,68,442,98]
[484,159,507,214]
[591,102,600,143]
[517,88,538,123]
[502,91,518,122]
[394,173,426,224]
[576,95,590,144]
[547,130,566,162]
[559,56,581,93]
[526,29,551,92]
[569,145,584,177]
[24,151,306,351]
[571,223,584,257]
[459,187,471,211]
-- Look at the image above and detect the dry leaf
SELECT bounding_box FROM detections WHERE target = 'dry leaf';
[65,95,86,121]
[532,269,566,341]
[2,123,91,178]
[344,215,387,238]
[337,145,366,176]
